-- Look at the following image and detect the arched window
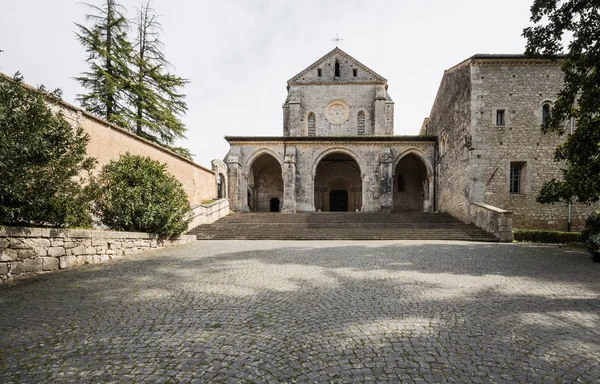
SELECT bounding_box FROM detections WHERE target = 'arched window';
[357,111,365,135]
[542,103,551,125]
[335,60,340,77]
[308,113,316,137]
[397,175,405,192]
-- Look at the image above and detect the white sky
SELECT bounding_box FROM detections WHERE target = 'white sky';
[1,0,533,167]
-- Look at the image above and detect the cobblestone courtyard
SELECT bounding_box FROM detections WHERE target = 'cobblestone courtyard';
[1,240,599,383]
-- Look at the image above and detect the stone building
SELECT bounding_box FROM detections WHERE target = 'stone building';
[223,49,595,231]
[424,54,595,230]
[225,48,435,214]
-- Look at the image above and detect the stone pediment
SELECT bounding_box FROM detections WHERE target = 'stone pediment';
[287,47,387,85]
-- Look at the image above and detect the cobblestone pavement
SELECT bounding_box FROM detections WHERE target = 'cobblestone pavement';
[1,241,599,383]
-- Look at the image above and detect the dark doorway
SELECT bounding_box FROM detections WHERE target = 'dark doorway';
[330,190,348,212]
[270,198,280,212]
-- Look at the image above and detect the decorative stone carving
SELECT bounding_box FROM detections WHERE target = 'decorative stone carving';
[325,100,350,125]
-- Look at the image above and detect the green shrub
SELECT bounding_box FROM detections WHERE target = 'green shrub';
[582,210,600,241]
[0,73,95,227]
[587,234,600,262]
[94,153,191,236]
[513,230,582,244]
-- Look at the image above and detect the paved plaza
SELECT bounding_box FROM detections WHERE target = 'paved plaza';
[1,240,599,383]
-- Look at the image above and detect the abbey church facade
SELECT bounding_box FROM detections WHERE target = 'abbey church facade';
[223,48,595,231]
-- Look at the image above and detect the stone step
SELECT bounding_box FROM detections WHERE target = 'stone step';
[188,212,497,242]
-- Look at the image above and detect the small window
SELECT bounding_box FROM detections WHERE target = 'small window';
[357,111,365,135]
[397,175,405,192]
[496,109,505,126]
[542,103,551,125]
[509,162,526,194]
[308,113,316,137]
[317,68,322,77]
[335,60,340,77]
[353,68,358,77]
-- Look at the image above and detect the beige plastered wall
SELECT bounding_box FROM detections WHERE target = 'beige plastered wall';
[54,102,216,206]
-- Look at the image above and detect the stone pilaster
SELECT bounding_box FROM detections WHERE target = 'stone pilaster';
[282,147,297,213]
[379,147,393,212]
[226,151,242,211]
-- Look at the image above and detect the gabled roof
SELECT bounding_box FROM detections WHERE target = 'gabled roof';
[287,47,387,85]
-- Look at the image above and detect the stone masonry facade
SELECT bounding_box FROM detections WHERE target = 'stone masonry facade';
[0,226,196,282]
[425,55,597,230]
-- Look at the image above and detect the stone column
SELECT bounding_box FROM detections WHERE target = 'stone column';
[281,147,297,213]
[379,147,393,212]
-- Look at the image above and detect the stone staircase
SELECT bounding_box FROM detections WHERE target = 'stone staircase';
[188,212,498,242]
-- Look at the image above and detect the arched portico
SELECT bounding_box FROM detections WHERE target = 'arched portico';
[313,150,364,212]
[393,149,433,212]
[245,152,283,212]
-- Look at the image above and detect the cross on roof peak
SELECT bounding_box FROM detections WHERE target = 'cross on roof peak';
[331,34,344,47]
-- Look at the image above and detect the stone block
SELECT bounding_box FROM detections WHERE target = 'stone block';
[92,239,105,247]
[36,238,51,247]
[10,238,29,249]
[140,241,150,248]
[72,246,86,255]
[0,262,8,276]
[22,258,43,273]
[42,257,59,271]
[68,229,92,238]
[100,254,111,262]
[18,249,35,259]
[51,239,64,247]
[0,237,10,249]
[85,247,96,255]
[64,241,76,249]
[1,249,18,261]
[10,261,24,274]
[59,256,76,269]
[76,256,86,265]
[47,247,66,257]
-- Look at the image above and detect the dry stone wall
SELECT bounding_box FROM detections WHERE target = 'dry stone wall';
[0,226,196,282]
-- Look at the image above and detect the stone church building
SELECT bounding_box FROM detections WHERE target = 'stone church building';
[223,48,595,231]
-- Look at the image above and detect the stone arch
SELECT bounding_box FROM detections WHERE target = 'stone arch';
[244,149,283,212]
[393,148,434,212]
[312,148,364,212]
[243,148,283,175]
[311,147,366,179]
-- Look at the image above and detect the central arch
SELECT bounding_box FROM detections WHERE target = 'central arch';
[393,150,433,212]
[314,152,363,212]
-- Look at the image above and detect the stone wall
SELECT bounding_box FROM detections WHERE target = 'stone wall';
[467,202,513,242]
[0,226,196,282]
[469,58,596,230]
[426,62,473,222]
[52,101,217,206]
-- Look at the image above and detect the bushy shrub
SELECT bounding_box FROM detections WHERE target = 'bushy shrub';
[583,211,600,262]
[513,230,582,244]
[0,73,95,227]
[582,210,600,241]
[94,153,191,236]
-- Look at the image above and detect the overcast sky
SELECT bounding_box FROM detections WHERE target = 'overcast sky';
[1,0,534,167]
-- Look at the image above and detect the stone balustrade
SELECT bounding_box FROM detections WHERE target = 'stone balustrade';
[0,226,196,282]
[189,198,230,228]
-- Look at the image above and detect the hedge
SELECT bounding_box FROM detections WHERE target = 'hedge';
[513,230,582,244]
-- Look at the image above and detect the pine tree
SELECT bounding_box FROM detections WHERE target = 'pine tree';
[129,1,189,147]
[75,0,133,127]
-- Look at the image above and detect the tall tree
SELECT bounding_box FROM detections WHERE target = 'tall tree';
[75,0,133,127]
[523,1,600,204]
[129,1,189,147]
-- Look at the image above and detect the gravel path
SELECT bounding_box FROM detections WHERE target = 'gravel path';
[1,240,599,383]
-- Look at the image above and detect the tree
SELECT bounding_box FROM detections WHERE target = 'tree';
[93,153,191,236]
[75,0,133,127]
[523,1,600,204]
[0,73,96,227]
[129,1,189,148]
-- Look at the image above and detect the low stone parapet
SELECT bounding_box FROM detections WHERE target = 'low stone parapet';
[0,226,196,282]
[467,202,513,242]
[189,198,230,229]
